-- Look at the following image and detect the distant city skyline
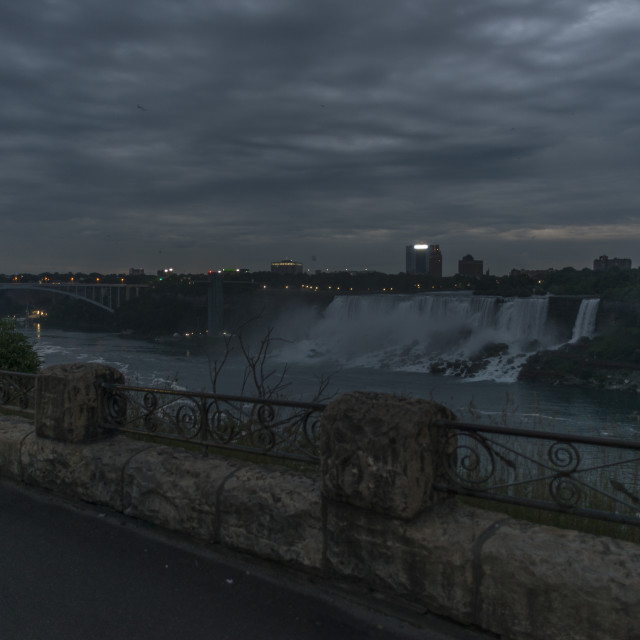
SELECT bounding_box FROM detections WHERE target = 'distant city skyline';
[1,244,636,278]
[1,244,634,279]
[1,1,640,276]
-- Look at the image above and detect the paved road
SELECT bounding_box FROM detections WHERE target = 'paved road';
[0,480,491,640]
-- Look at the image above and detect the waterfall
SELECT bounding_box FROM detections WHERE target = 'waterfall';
[276,293,556,381]
[570,298,600,343]
[495,297,549,342]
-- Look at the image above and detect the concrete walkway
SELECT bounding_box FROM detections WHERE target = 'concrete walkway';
[0,480,492,640]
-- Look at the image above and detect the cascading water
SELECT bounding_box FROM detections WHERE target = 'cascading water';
[570,298,600,343]
[276,293,558,382]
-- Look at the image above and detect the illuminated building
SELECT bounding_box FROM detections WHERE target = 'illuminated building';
[406,244,442,277]
[458,254,484,277]
[271,258,303,274]
[405,244,429,274]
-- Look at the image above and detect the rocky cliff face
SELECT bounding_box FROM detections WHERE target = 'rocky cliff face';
[544,297,640,338]
[597,299,640,330]
[546,297,582,341]
[518,338,640,393]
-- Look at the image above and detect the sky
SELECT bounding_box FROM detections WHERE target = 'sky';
[2,0,640,277]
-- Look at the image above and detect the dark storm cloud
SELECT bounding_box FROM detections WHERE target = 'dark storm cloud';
[1,0,639,274]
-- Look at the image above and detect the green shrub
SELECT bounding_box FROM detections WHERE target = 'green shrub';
[0,320,41,372]
[587,328,640,364]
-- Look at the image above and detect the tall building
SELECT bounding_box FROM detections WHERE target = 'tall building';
[458,254,484,278]
[593,255,632,271]
[405,244,429,274]
[271,258,303,274]
[405,244,442,277]
[429,244,442,278]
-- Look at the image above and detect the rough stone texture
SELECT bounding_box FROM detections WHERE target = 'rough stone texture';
[20,433,151,511]
[325,499,505,622]
[123,447,241,543]
[321,392,455,519]
[477,518,640,640]
[3,396,640,640]
[219,465,324,570]
[0,415,33,480]
[35,363,124,442]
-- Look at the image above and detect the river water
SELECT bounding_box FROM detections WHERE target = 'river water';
[26,318,640,440]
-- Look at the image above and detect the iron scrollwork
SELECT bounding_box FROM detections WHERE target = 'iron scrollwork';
[100,383,324,464]
[434,420,640,527]
[548,441,580,473]
[443,431,496,489]
[549,476,583,509]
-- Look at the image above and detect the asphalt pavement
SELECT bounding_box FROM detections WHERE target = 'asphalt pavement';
[0,479,493,640]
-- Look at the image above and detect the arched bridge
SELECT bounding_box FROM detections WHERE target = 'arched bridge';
[0,283,148,313]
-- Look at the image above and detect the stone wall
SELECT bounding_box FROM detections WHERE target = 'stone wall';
[0,364,639,640]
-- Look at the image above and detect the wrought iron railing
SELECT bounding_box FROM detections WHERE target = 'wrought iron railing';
[0,370,37,417]
[432,421,640,527]
[100,383,325,464]
[4,370,634,526]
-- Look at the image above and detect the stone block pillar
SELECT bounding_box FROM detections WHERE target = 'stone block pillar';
[35,363,124,443]
[320,392,459,598]
[320,391,456,519]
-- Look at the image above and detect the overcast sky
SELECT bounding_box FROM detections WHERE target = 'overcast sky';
[1,0,639,276]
